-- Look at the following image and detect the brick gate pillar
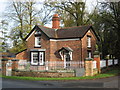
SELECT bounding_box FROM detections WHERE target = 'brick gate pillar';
[2,59,8,76]
[85,58,94,76]
[11,59,19,76]
[94,55,101,73]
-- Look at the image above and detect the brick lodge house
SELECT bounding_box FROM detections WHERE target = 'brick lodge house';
[16,14,99,70]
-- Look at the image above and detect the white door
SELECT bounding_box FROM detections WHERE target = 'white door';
[64,53,70,68]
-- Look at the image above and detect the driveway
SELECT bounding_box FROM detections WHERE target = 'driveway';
[1,76,120,89]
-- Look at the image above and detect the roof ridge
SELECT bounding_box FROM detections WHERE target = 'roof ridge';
[58,24,92,29]
[37,24,92,30]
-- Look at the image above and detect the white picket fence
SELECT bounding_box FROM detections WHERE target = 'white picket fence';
[17,60,85,71]
[17,59,118,70]
[92,59,118,69]
[93,61,97,69]
[100,59,118,68]
[100,60,106,68]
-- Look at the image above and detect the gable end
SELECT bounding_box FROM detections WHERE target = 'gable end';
[25,25,50,41]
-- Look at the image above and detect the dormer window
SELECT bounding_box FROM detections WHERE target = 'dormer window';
[35,30,41,47]
[87,36,91,48]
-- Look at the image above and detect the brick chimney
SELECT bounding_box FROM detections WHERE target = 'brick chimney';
[52,14,60,29]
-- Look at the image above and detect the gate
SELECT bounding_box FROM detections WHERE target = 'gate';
[75,68,85,77]
[6,60,12,76]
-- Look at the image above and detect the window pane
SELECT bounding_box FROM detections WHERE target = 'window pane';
[39,52,44,65]
[87,36,91,47]
[87,51,91,58]
[33,60,38,63]
[35,37,41,47]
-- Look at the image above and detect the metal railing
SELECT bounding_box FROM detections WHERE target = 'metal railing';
[17,60,85,71]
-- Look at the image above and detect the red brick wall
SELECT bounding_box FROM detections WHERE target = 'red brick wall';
[16,50,28,60]
[16,29,97,63]
[81,29,97,61]
[26,31,50,61]
[26,31,82,62]
[49,40,82,61]
[50,41,58,61]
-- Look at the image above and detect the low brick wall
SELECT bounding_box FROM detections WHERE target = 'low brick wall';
[12,70,75,78]
[93,68,98,75]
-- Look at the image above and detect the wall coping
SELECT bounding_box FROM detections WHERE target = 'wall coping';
[85,58,93,61]
[16,70,74,73]
[11,59,19,61]
[30,49,46,51]
[94,55,100,58]
[1,58,9,61]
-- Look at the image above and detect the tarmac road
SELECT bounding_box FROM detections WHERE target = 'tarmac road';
[1,76,120,89]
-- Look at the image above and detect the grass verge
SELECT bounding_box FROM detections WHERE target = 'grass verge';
[2,68,119,81]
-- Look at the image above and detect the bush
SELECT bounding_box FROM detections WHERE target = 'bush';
[93,50,100,55]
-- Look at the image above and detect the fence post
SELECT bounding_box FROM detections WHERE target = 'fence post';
[93,54,101,73]
[1,58,9,76]
[113,59,114,66]
[46,61,49,70]
[11,59,19,76]
[106,59,108,68]
[85,58,94,76]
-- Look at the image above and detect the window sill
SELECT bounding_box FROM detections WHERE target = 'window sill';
[87,47,91,49]
[30,63,39,66]
[34,46,41,48]
[30,63,45,66]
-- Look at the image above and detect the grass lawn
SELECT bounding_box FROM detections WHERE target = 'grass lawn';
[2,67,119,81]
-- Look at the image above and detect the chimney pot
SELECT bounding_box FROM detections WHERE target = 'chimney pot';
[52,14,60,29]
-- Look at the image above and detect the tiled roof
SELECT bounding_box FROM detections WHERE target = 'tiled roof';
[38,25,56,38]
[37,25,93,39]
[25,25,99,40]
[58,47,73,52]
[57,25,91,38]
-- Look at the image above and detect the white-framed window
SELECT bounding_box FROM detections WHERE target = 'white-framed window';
[35,37,41,47]
[39,52,44,65]
[31,52,39,65]
[87,51,92,58]
[87,36,91,47]
[31,51,45,65]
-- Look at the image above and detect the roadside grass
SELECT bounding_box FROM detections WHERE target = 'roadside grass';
[2,68,119,81]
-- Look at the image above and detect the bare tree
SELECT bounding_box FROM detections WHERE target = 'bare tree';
[5,1,54,53]
[45,1,98,27]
